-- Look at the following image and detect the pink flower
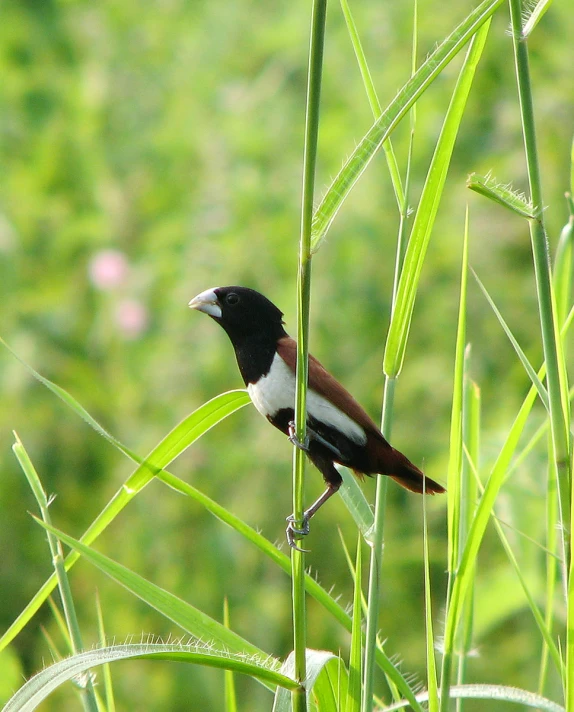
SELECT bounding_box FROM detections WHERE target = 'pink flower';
[115,299,148,339]
[88,250,128,290]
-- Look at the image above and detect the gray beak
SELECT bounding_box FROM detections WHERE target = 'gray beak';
[188,288,222,318]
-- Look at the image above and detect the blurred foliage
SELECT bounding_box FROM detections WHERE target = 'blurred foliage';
[0,0,573,709]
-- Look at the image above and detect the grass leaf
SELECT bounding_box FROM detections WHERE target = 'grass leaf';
[0,388,250,654]
[311,0,502,253]
[467,172,537,218]
[345,537,362,712]
[3,643,296,712]
[384,20,491,378]
[472,269,549,409]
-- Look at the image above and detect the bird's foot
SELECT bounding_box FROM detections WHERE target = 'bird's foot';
[285,514,311,552]
[288,421,310,452]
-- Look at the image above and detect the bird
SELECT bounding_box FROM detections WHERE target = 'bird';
[189,286,445,549]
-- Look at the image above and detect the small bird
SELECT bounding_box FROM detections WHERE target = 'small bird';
[189,286,445,548]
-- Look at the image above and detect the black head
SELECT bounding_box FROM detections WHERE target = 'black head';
[189,286,287,346]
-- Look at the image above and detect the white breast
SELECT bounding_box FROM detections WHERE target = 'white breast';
[247,353,366,445]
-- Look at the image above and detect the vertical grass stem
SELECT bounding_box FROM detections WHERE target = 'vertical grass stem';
[361,376,393,712]
[292,1,327,709]
[509,2,572,703]
[508,0,571,547]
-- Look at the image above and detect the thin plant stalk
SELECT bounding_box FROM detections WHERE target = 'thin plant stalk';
[440,212,470,712]
[508,0,571,555]
[456,370,480,712]
[12,434,99,712]
[362,3,419,706]
[339,0,404,211]
[361,381,391,712]
[508,1,572,703]
[292,0,327,709]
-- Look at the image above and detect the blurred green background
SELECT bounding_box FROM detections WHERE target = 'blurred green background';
[1,0,573,709]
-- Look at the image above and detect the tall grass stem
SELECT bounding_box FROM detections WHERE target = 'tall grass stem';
[508,2,572,703]
[292,0,327,708]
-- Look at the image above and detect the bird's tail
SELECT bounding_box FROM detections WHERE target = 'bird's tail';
[388,448,445,495]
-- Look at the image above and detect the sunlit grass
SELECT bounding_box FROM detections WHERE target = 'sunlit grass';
[1,0,573,709]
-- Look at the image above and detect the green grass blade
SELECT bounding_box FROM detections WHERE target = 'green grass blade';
[12,435,99,712]
[0,337,139,462]
[539,432,561,695]
[272,650,336,712]
[339,0,404,210]
[155,468,421,709]
[437,298,574,701]
[291,2,327,707]
[382,683,565,712]
[509,0,572,639]
[36,519,269,660]
[442,377,542,691]
[467,172,537,218]
[384,20,491,378]
[554,212,574,328]
[447,211,470,572]
[423,492,439,712]
[0,390,250,654]
[95,593,116,712]
[3,643,297,712]
[1,353,425,708]
[312,657,348,711]
[472,269,549,409]
[339,467,375,541]
[440,212,469,712]
[456,375,480,710]
[311,0,503,253]
[522,0,555,39]
[8,439,421,710]
[223,599,238,712]
[489,495,564,677]
[346,537,362,712]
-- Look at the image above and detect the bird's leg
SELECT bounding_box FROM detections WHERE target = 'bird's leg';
[288,420,344,461]
[285,481,341,551]
[288,420,310,451]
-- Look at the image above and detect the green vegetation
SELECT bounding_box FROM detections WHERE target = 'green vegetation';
[1,0,573,709]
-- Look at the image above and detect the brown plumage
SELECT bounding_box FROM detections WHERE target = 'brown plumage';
[277,336,444,495]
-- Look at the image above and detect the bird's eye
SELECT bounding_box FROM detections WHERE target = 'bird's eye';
[226,293,240,306]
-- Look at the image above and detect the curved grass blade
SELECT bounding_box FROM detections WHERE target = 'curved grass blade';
[522,0,555,39]
[339,0,404,210]
[3,643,297,712]
[383,683,564,712]
[1,349,423,708]
[153,470,424,711]
[36,520,269,661]
[467,173,537,219]
[0,337,138,462]
[311,0,503,252]
[272,649,336,712]
[4,432,421,709]
[0,390,250,653]
[472,269,549,409]
[312,657,348,711]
